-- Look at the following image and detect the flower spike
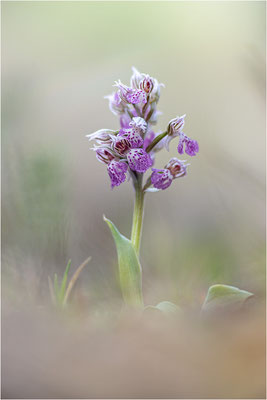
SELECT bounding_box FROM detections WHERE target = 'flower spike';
[87,67,198,189]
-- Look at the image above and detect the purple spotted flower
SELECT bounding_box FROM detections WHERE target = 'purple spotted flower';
[165,115,186,150]
[94,147,115,164]
[127,149,153,173]
[167,115,186,136]
[140,75,154,94]
[115,80,147,105]
[129,117,147,134]
[166,115,199,157]
[112,135,131,156]
[86,129,115,145]
[126,129,144,148]
[130,67,164,103]
[178,134,199,157]
[108,160,128,188]
[151,169,173,190]
[117,117,147,149]
[117,128,143,149]
[149,159,189,191]
[130,67,151,91]
[166,158,189,178]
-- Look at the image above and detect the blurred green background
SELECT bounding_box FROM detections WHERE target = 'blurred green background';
[2,1,265,309]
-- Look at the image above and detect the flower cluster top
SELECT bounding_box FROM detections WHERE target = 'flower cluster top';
[86,67,199,191]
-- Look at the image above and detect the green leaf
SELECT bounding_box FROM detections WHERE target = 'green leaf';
[59,259,71,303]
[201,284,253,313]
[104,215,143,307]
[144,301,181,316]
[155,301,181,314]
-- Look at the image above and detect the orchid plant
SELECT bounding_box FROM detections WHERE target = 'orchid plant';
[86,68,252,314]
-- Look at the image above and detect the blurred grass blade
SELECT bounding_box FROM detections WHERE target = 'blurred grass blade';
[104,215,143,308]
[48,276,56,305]
[63,256,91,306]
[201,284,253,313]
[54,273,59,300]
[59,259,71,302]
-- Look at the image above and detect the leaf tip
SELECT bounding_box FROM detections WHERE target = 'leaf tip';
[202,284,254,314]
[103,214,112,227]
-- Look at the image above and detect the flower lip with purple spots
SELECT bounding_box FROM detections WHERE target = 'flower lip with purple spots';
[127,149,153,173]
[126,90,147,105]
[114,80,147,105]
[151,168,173,190]
[126,130,144,149]
[118,127,144,149]
[178,134,199,157]
[108,160,128,188]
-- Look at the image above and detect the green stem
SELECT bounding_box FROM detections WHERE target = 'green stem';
[131,176,145,256]
[145,131,168,153]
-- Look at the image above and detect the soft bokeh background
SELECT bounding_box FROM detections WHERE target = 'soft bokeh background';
[2,1,266,398]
